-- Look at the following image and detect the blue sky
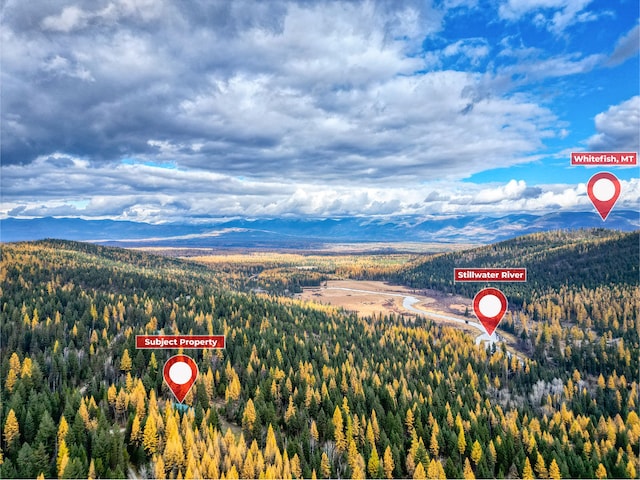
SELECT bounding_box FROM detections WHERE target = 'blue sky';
[1,0,638,223]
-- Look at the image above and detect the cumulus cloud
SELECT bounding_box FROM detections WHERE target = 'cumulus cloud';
[1,0,562,180]
[3,155,638,222]
[1,0,636,222]
[587,96,640,152]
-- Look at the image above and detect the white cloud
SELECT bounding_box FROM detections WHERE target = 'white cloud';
[498,0,599,35]
[3,155,638,222]
[41,0,165,32]
[607,24,640,67]
[442,39,490,66]
[587,96,640,152]
[3,0,637,224]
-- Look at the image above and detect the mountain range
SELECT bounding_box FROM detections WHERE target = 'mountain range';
[1,210,638,247]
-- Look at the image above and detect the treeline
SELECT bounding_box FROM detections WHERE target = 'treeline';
[388,229,639,306]
[0,240,637,479]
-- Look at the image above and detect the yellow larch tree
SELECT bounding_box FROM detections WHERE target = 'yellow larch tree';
[522,457,534,479]
[430,424,440,457]
[88,459,96,480]
[290,453,302,479]
[120,348,132,372]
[5,351,21,393]
[368,446,380,478]
[130,415,142,445]
[333,405,347,453]
[371,409,380,441]
[470,440,482,465]
[427,458,446,479]
[413,462,427,480]
[5,369,18,394]
[284,396,296,424]
[20,357,32,379]
[3,409,19,450]
[595,463,607,479]
[549,458,561,480]
[535,453,548,479]
[406,408,415,438]
[457,426,466,456]
[383,446,394,479]
[242,399,257,433]
[57,439,70,477]
[310,420,319,445]
[320,451,331,478]
[462,458,475,480]
[143,413,159,455]
[58,415,69,444]
[265,424,281,464]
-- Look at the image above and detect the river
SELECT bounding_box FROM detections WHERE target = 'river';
[326,286,499,349]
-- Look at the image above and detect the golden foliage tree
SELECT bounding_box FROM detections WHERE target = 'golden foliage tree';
[120,348,132,372]
[522,457,534,480]
[549,458,561,480]
[383,446,394,479]
[2,409,19,450]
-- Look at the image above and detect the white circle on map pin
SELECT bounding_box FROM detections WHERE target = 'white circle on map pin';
[169,362,193,385]
[478,294,502,318]
[592,178,616,202]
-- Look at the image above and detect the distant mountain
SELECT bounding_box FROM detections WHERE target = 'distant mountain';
[1,210,638,246]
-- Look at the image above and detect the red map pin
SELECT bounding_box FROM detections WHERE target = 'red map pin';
[587,172,621,221]
[163,354,198,403]
[473,288,508,336]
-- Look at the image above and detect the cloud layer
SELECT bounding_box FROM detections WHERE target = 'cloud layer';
[1,0,638,221]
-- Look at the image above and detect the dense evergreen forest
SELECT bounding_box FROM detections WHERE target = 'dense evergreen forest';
[0,234,638,479]
[390,229,639,306]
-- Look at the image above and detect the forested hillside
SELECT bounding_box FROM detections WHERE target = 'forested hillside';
[392,229,639,305]
[0,239,638,479]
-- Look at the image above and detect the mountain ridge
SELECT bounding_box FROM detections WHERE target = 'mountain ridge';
[1,210,638,245]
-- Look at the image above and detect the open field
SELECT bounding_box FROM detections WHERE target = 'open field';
[299,279,524,355]
[299,279,469,317]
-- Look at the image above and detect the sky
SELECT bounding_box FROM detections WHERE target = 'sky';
[1,0,639,224]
